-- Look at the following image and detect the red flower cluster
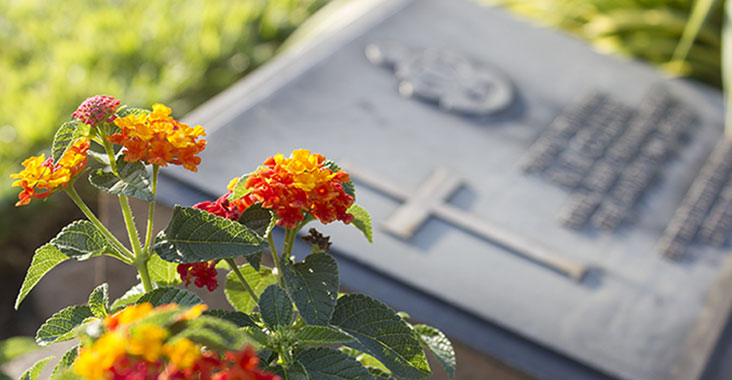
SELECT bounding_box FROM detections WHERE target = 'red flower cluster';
[162,346,279,380]
[72,95,120,127]
[108,356,162,380]
[231,149,354,229]
[193,193,242,221]
[177,261,218,291]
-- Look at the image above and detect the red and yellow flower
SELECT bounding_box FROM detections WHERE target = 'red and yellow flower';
[108,104,206,171]
[230,149,355,229]
[75,303,278,380]
[10,138,90,206]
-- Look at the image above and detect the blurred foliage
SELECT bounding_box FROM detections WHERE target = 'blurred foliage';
[0,0,330,199]
[485,0,723,88]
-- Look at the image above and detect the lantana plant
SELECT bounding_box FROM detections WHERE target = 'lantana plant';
[12,95,456,380]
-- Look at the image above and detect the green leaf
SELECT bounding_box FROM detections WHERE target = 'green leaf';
[89,157,153,201]
[147,254,182,287]
[331,294,431,379]
[368,367,393,379]
[225,265,276,313]
[172,316,247,352]
[282,253,339,326]
[136,287,202,307]
[347,204,372,243]
[87,283,109,318]
[51,120,83,162]
[296,326,354,346]
[238,203,274,237]
[273,362,311,380]
[36,305,94,346]
[296,347,372,380]
[51,345,79,379]
[258,285,293,330]
[0,337,39,364]
[15,244,69,309]
[110,283,145,311]
[227,173,252,200]
[19,356,54,380]
[116,107,149,118]
[153,206,265,269]
[202,310,257,328]
[413,325,455,379]
[50,220,112,260]
[243,326,270,346]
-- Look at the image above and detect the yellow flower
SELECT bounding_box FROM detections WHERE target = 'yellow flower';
[127,324,168,362]
[163,338,200,369]
[74,331,126,379]
[104,302,153,330]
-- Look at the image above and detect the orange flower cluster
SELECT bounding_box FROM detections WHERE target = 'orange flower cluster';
[108,104,206,171]
[10,138,90,206]
[230,149,354,229]
[75,303,279,380]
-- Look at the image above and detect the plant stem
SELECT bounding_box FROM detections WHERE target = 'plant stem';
[284,228,297,257]
[65,186,134,264]
[119,194,152,292]
[143,165,159,254]
[225,258,259,302]
[102,138,119,175]
[268,233,284,287]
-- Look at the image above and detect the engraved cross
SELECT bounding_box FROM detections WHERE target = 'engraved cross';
[341,161,588,281]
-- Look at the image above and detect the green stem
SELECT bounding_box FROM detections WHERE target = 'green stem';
[143,165,160,254]
[268,233,284,287]
[225,258,259,302]
[64,186,134,264]
[119,194,152,292]
[102,138,118,175]
[284,228,297,257]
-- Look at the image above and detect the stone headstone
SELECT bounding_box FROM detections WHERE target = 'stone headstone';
[157,0,732,379]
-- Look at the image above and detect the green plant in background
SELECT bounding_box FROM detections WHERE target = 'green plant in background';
[0,0,330,200]
[12,96,456,379]
[0,337,39,380]
[486,0,723,87]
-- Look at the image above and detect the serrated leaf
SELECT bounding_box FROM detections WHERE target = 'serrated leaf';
[15,244,69,309]
[110,283,145,311]
[282,253,339,326]
[0,337,39,364]
[238,204,274,237]
[258,285,293,329]
[296,326,353,346]
[36,305,94,346]
[347,204,373,243]
[136,287,202,307]
[50,220,112,260]
[296,347,372,380]
[331,294,431,379]
[243,326,270,346]
[368,367,393,379]
[147,254,181,287]
[413,324,455,379]
[203,310,257,328]
[227,174,252,200]
[51,345,79,378]
[88,283,109,318]
[153,206,265,269]
[225,265,276,313]
[116,107,149,118]
[19,356,54,380]
[172,316,247,351]
[51,120,83,162]
[89,157,153,201]
[273,362,311,380]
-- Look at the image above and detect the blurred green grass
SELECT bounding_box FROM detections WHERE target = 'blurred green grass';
[485,0,723,88]
[0,0,330,199]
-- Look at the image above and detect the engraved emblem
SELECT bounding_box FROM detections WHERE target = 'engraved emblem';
[365,42,515,117]
[341,161,588,280]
